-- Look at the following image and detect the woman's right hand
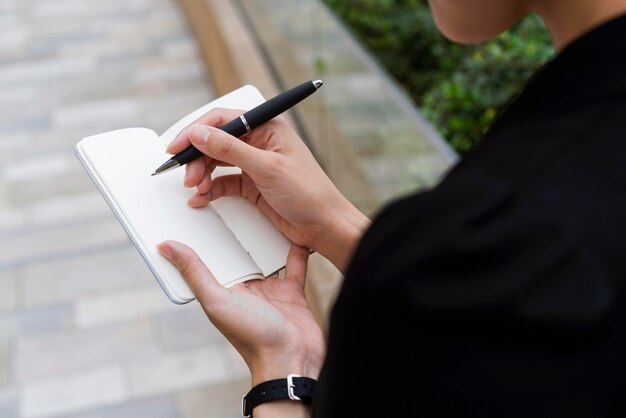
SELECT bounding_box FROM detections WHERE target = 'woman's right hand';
[167,108,370,273]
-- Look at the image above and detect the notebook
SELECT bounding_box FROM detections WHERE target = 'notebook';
[75,85,292,304]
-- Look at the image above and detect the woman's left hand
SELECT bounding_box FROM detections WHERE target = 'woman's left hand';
[157,241,326,386]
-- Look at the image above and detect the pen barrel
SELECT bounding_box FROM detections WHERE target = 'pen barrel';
[169,80,317,168]
[243,80,316,128]
[219,117,249,138]
[173,145,204,165]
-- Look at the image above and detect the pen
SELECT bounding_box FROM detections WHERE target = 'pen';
[151,79,323,176]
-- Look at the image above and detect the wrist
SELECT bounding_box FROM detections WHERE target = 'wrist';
[316,199,370,273]
[251,399,311,418]
[250,357,322,386]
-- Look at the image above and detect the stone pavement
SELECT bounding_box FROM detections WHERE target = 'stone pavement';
[0,0,250,416]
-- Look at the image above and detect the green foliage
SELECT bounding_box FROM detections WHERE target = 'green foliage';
[324,0,554,155]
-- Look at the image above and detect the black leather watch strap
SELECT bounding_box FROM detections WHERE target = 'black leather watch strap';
[242,374,316,417]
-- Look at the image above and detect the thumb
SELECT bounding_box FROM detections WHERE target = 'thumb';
[157,240,226,305]
[284,244,311,288]
[188,124,265,174]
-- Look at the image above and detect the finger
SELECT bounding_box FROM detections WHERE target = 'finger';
[188,174,243,207]
[184,158,207,188]
[157,240,226,305]
[196,173,213,195]
[166,108,246,154]
[188,192,210,208]
[196,159,219,194]
[188,125,266,175]
[284,244,310,288]
[206,158,219,175]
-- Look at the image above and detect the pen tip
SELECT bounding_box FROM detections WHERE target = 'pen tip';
[151,159,180,176]
[150,172,157,176]
[313,80,323,89]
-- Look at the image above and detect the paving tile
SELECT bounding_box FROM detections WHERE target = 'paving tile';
[0,207,27,232]
[51,97,140,132]
[4,165,93,207]
[132,60,204,86]
[0,218,129,271]
[15,193,110,232]
[55,396,179,418]
[0,303,73,342]
[0,112,50,137]
[0,1,18,13]
[128,344,232,398]
[0,317,17,343]
[0,131,50,158]
[0,84,43,115]
[31,1,130,20]
[75,283,176,329]
[0,57,97,86]
[20,365,128,418]
[1,152,72,183]
[19,247,152,308]
[0,0,231,416]
[22,129,93,152]
[176,379,250,418]
[58,37,149,61]
[155,303,226,351]
[160,38,197,59]
[14,319,160,381]
[0,342,8,386]
[0,385,17,418]
[17,303,74,335]
[0,269,17,312]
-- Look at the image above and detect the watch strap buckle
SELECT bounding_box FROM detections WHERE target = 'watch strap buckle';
[287,373,302,401]
[241,394,250,417]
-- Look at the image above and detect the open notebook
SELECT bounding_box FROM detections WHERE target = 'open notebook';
[75,85,291,304]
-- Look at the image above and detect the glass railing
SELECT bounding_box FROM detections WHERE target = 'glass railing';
[234,0,457,214]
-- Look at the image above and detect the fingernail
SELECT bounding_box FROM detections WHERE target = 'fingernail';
[166,133,181,153]
[157,242,173,259]
[189,125,210,145]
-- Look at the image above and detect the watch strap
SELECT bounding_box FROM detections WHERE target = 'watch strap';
[242,374,316,417]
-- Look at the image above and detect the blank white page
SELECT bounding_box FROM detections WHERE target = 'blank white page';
[76,128,262,304]
[210,170,292,277]
[159,85,291,277]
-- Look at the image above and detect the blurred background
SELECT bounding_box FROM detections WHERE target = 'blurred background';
[0,0,551,416]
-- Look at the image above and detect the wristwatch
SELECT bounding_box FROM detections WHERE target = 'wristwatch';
[242,374,316,417]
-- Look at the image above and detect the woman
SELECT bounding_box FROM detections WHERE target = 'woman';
[158,0,626,416]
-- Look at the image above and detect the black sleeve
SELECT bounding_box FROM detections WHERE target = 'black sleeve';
[312,175,622,418]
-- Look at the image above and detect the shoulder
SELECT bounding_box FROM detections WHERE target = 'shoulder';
[346,149,616,321]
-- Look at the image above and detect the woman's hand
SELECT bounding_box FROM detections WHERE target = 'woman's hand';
[157,240,325,386]
[167,108,370,273]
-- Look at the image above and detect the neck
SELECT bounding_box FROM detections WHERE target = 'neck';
[532,0,626,51]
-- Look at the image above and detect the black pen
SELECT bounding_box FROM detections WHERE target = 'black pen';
[151,79,323,176]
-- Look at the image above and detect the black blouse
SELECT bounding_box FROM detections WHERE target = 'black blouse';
[313,13,626,418]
